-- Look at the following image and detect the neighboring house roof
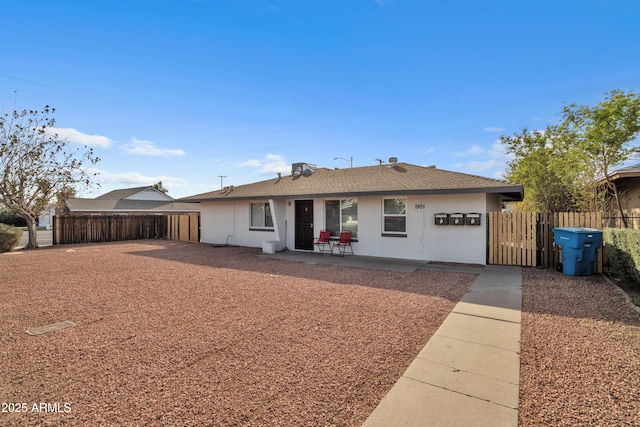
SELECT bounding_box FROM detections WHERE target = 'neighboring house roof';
[605,163,640,181]
[96,186,174,201]
[65,186,199,213]
[65,198,200,213]
[181,162,524,202]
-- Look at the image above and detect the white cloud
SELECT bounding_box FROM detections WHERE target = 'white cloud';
[451,139,512,175]
[455,140,506,159]
[123,137,186,156]
[238,159,262,168]
[454,159,505,172]
[482,126,506,133]
[454,145,486,157]
[239,153,289,175]
[88,168,188,188]
[47,127,112,148]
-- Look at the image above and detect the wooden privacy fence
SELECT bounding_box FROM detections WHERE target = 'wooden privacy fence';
[167,213,200,242]
[54,215,168,245]
[488,211,608,273]
[54,214,200,245]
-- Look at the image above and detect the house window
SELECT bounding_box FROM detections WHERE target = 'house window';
[250,202,273,229]
[325,199,357,238]
[383,198,406,234]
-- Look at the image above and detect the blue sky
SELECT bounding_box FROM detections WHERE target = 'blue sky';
[2,0,639,199]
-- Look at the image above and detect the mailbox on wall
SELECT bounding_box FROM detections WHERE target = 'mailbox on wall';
[450,213,464,225]
[465,213,481,225]
[434,213,449,225]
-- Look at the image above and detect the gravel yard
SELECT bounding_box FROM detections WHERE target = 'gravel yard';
[519,268,640,426]
[4,241,639,426]
[0,241,475,426]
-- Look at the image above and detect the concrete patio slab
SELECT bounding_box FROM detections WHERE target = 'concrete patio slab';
[260,251,484,274]
[260,251,430,272]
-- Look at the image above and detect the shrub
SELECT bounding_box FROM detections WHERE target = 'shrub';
[604,228,640,288]
[0,224,23,253]
[0,209,27,227]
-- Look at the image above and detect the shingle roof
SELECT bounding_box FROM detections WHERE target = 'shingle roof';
[95,186,154,200]
[608,163,640,180]
[65,198,199,212]
[181,163,524,202]
[95,186,173,201]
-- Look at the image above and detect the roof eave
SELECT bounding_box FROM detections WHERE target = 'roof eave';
[190,185,525,202]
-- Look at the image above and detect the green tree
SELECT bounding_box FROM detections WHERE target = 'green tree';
[0,208,27,227]
[501,127,594,212]
[561,90,640,227]
[152,181,169,194]
[0,106,100,247]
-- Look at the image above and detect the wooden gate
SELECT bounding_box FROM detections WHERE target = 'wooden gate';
[167,213,200,242]
[488,211,607,272]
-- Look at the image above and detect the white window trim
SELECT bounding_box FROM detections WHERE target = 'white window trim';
[249,202,274,230]
[382,197,407,236]
[324,198,358,239]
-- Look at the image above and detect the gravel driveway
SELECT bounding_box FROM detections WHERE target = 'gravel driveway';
[0,241,475,426]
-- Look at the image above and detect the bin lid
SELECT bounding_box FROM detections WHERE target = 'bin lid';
[552,227,602,234]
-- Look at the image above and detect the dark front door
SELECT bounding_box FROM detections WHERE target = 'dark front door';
[295,200,314,250]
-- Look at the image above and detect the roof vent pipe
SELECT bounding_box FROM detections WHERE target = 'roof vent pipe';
[389,157,398,166]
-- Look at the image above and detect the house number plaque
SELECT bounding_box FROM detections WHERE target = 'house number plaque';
[414,203,425,209]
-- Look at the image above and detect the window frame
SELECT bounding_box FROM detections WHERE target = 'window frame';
[382,197,407,236]
[324,198,358,239]
[249,202,274,231]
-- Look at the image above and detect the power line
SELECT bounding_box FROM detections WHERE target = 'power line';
[0,72,97,100]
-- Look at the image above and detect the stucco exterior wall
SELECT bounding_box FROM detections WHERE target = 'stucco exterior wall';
[200,200,286,249]
[201,192,498,264]
[302,193,489,263]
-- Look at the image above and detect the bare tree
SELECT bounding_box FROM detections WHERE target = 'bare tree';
[0,106,100,247]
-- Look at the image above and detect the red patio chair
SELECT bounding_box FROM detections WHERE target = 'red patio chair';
[331,231,353,256]
[313,230,332,255]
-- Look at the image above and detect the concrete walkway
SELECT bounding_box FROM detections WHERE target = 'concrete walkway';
[363,265,522,426]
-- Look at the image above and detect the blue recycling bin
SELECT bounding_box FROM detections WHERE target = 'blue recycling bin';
[552,227,603,276]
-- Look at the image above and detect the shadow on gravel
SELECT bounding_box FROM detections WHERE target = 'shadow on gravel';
[125,240,476,303]
[521,267,640,326]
